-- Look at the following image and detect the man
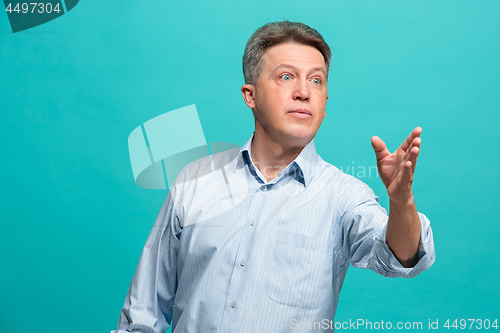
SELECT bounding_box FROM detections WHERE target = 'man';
[114,21,434,333]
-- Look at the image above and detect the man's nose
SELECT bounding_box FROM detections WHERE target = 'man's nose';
[292,80,310,101]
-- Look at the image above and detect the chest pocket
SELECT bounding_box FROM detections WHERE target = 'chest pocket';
[266,229,333,310]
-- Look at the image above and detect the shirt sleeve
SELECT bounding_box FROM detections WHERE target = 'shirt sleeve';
[339,176,435,278]
[116,183,182,333]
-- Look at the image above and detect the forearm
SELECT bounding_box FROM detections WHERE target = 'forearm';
[386,195,421,268]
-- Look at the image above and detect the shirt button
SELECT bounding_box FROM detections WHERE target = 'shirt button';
[240,260,246,267]
[231,301,236,308]
[250,219,256,226]
[261,185,267,192]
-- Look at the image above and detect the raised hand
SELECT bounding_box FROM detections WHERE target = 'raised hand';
[371,127,422,205]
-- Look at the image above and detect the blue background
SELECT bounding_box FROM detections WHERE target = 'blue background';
[1,0,499,332]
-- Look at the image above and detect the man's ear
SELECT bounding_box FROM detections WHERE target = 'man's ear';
[241,84,256,109]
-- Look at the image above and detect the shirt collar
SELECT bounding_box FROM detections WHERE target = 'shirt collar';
[235,132,320,187]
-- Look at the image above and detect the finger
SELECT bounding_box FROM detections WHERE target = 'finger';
[371,136,390,161]
[404,140,413,161]
[401,160,413,185]
[404,137,421,161]
[401,127,422,151]
[409,146,420,173]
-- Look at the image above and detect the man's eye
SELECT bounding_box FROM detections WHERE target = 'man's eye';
[280,74,292,81]
[311,78,321,85]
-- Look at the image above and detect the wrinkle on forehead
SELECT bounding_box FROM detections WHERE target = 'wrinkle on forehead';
[270,64,326,77]
[262,43,327,77]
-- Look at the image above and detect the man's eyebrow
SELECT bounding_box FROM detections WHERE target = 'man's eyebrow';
[271,64,327,76]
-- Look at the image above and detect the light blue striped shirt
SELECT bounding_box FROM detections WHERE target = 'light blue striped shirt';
[115,134,435,333]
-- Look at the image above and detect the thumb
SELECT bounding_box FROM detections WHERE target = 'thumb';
[371,136,390,161]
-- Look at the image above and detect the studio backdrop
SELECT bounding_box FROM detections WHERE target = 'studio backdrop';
[1,0,499,332]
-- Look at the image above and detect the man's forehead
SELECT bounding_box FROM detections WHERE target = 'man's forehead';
[262,43,326,72]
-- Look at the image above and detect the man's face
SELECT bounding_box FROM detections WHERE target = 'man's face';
[242,42,328,146]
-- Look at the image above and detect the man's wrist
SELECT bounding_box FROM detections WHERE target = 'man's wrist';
[388,190,415,209]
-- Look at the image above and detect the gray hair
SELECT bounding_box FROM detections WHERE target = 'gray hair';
[242,20,331,84]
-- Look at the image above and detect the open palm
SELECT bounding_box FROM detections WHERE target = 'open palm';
[371,127,422,204]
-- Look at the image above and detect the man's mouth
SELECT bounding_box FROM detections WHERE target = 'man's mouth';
[288,109,312,118]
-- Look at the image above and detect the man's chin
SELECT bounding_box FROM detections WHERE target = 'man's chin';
[287,125,319,140]
[281,130,317,146]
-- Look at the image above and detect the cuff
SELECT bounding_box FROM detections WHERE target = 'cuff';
[373,212,435,278]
